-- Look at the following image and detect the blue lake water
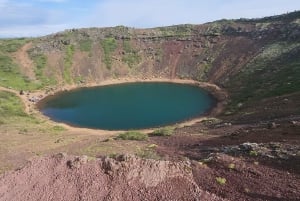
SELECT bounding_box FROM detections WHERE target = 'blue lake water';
[39,82,216,130]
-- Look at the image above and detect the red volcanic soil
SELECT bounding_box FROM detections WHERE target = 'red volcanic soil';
[0,154,225,201]
[152,118,300,201]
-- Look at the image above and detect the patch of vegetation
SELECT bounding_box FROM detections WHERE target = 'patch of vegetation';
[0,54,38,90]
[63,30,74,39]
[0,38,28,53]
[33,54,47,76]
[0,91,27,122]
[0,40,40,90]
[0,91,45,126]
[228,163,235,169]
[0,91,86,174]
[206,22,223,36]
[196,62,212,81]
[249,150,258,156]
[154,48,163,63]
[122,40,140,68]
[79,39,92,52]
[50,125,66,132]
[135,146,160,160]
[74,76,85,84]
[31,53,56,87]
[152,126,175,136]
[122,54,140,68]
[216,177,227,185]
[100,37,117,69]
[0,39,38,90]
[147,144,158,148]
[158,24,193,37]
[200,118,222,125]
[0,54,14,72]
[63,44,75,83]
[116,131,148,141]
[122,40,131,53]
[255,22,271,30]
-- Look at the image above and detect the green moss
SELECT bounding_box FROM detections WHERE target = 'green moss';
[249,150,258,156]
[63,45,75,83]
[31,54,56,87]
[100,37,117,69]
[122,54,140,68]
[79,39,92,52]
[135,147,160,160]
[152,126,174,136]
[116,131,148,141]
[228,163,235,169]
[216,177,226,185]
[158,24,193,37]
[122,40,140,68]
[50,125,66,132]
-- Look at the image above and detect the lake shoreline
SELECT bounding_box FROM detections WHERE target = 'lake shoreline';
[2,78,228,134]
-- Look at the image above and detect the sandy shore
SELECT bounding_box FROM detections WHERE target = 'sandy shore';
[0,78,228,135]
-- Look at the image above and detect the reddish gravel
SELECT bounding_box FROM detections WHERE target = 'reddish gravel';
[152,119,300,201]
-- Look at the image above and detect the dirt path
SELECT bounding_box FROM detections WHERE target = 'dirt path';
[13,42,36,80]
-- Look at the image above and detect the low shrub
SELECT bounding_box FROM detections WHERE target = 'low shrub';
[116,131,148,141]
[136,147,160,160]
[152,126,174,136]
[216,177,226,185]
[228,163,235,169]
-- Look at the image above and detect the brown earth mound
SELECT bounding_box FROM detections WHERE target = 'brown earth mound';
[0,154,225,201]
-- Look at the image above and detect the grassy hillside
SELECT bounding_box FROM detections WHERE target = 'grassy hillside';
[0,39,40,90]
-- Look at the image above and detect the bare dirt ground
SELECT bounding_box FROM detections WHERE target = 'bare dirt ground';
[13,42,36,80]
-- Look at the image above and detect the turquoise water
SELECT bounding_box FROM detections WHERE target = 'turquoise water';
[39,82,216,130]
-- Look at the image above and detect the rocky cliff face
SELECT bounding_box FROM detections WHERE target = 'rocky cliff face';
[28,12,300,85]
